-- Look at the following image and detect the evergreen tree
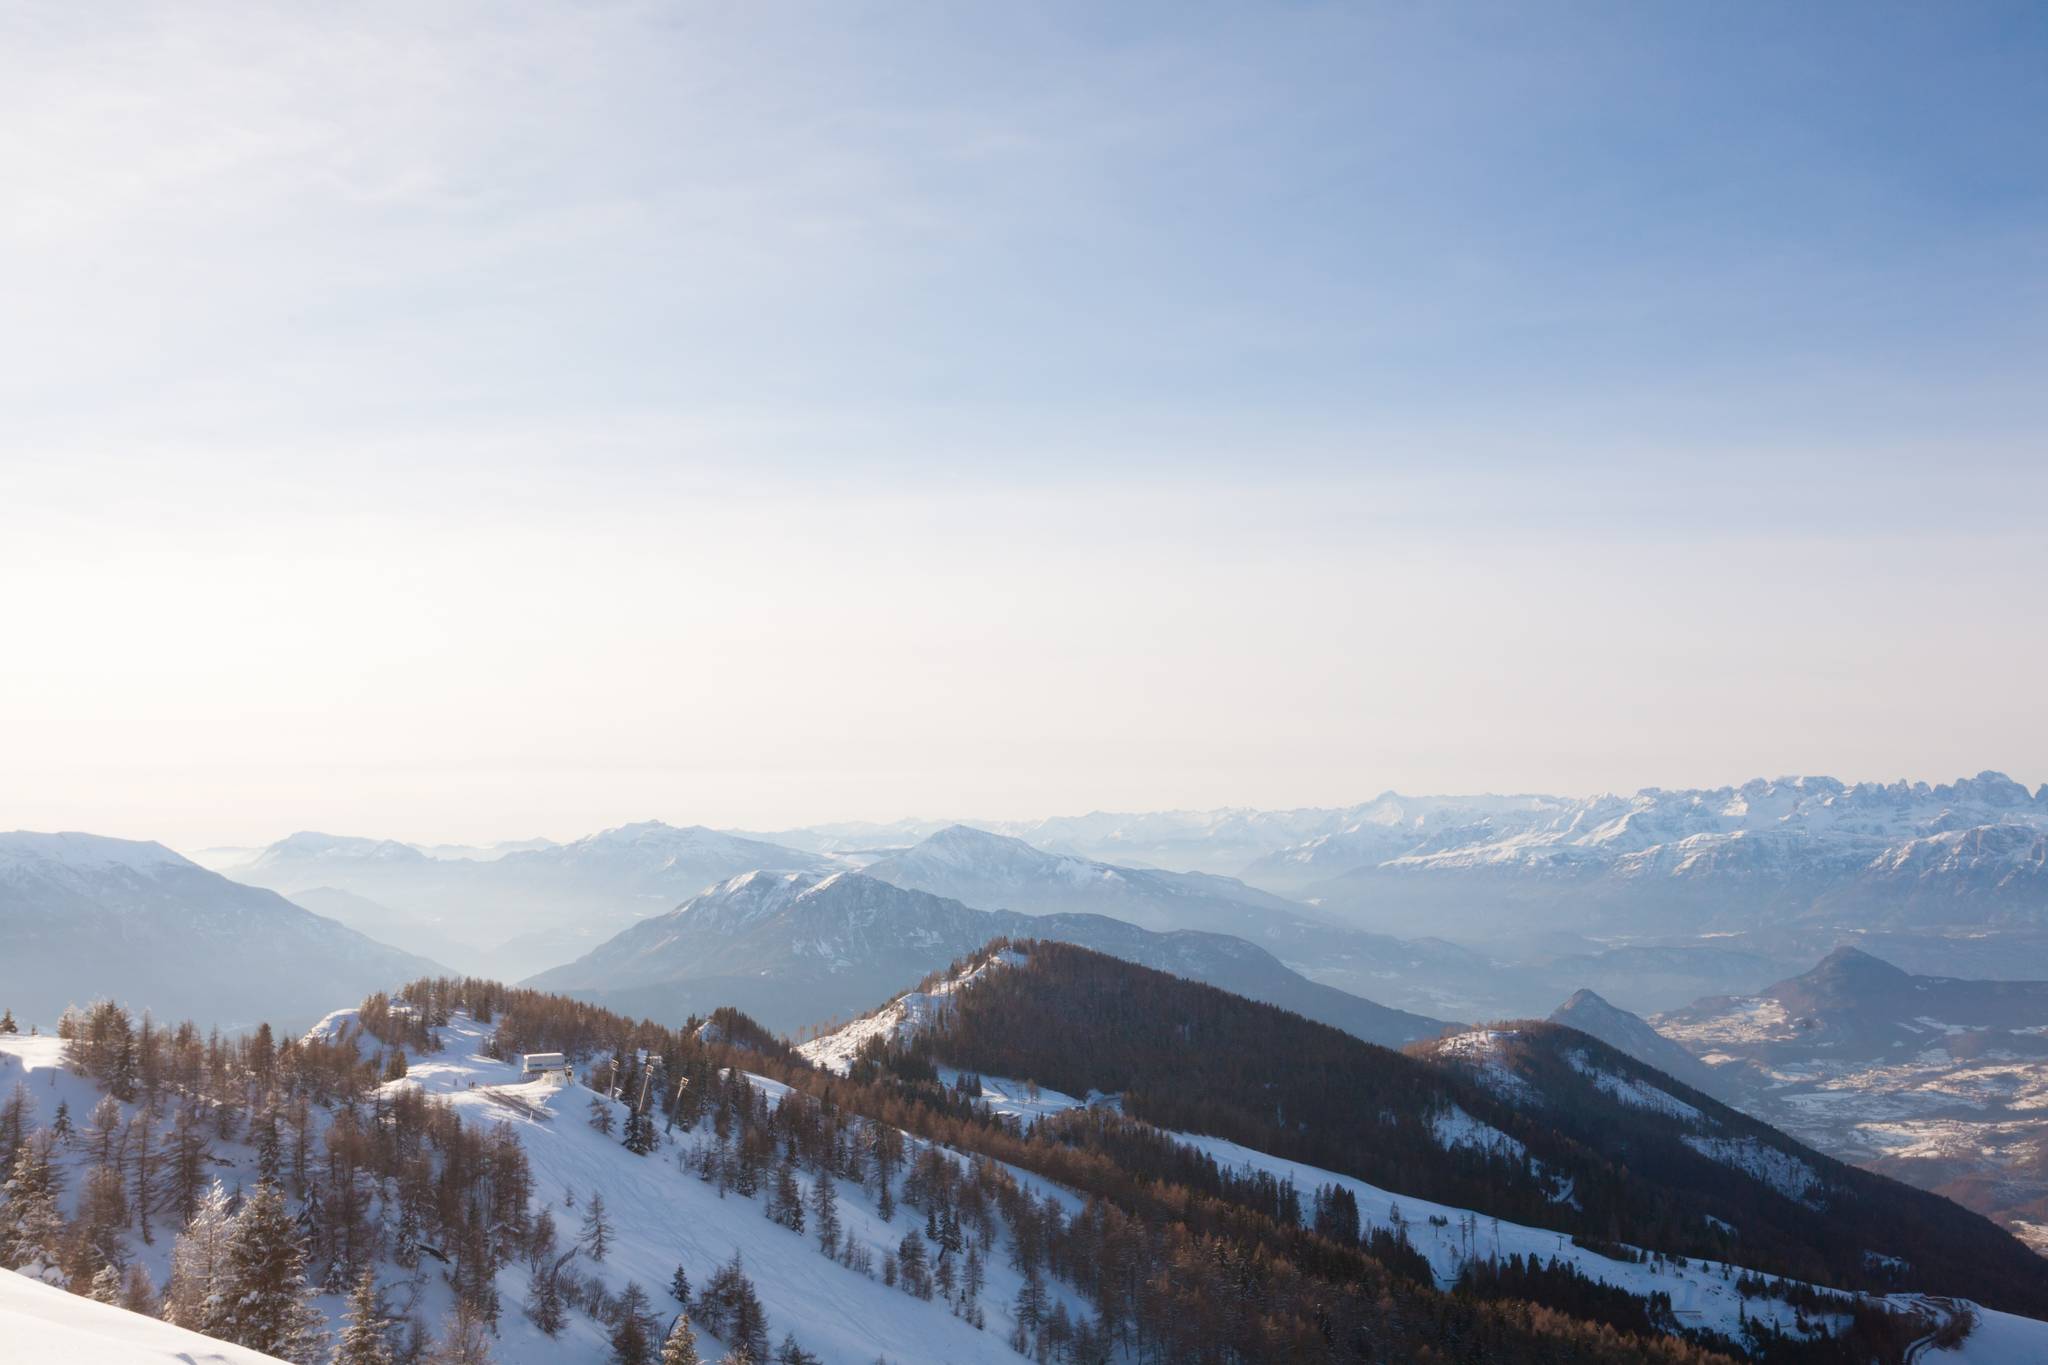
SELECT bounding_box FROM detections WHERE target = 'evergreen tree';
[623,1105,658,1156]
[611,1280,657,1365]
[424,1301,494,1365]
[120,1262,158,1316]
[581,1191,612,1260]
[772,1336,820,1365]
[84,1095,125,1168]
[809,1168,840,1259]
[254,1106,283,1185]
[527,1253,569,1337]
[896,1230,930,1300]
[588,1096,616,1135]
[218,1181,324,1361]
[767,1152,804,1233]
[164,1179,234,1332]
[69,1160,130,1284]
[697,1253,768,1360]
[50,1100,72,1141]
[128,1111,156,1246]
[384,1050,408,1082]
[660,1312,702,1365]
[332,1267,394,1365]
[528,1207,557,1271]
[0,1082,31,1180]
[670,1262,692,1304]
[0,1131,67,1284]
[0,1009,16,1034]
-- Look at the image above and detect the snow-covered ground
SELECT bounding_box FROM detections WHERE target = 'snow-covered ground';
[1165,1126,1832,1341]
[12,1001,2048,1364]
[797,949,1026,1076]
[1431,1029,1539,1103]
[0,1266,288,1365]
[1565,1050,1705,1121]
[2,1011,1085,1364]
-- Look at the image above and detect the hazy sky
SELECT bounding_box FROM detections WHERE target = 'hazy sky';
[5,3,2045,847]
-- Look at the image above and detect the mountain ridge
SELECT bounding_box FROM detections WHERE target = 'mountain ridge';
[522,869,1448,1047]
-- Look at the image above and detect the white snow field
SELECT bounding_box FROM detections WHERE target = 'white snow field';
[0,1265,288,1365]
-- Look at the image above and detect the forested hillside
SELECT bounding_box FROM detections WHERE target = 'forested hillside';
[869,941,2048,1320]
[2,960,2036,1363]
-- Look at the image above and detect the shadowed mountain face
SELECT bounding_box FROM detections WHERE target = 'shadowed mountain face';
[522,869,1448,1047]
[0,832,442,1032]
[1654,947,2048,1253]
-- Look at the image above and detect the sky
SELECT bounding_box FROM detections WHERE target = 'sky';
[3,2,2045,847]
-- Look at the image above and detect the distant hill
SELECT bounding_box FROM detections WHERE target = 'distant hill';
[0,831,442,1031]
[1548,988,1734,1102]
[522,869,1448,1047]
[861,824,1306,932]
[225,821,834,978]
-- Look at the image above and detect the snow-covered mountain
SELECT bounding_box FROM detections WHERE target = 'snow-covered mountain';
[0,832,442,1031]
[225,822,833,979]
[523,869,1448,1046]
[1279,773,2048,937]
[862,824,1318,936]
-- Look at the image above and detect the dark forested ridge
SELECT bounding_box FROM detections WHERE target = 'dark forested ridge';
[881,940,2048,1321]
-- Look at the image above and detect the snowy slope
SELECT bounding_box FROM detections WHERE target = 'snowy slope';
[0,1266,288,1365]
[404,1017,1066,1364]
[0,1011,1085,1365]
[796,949,1028,1076]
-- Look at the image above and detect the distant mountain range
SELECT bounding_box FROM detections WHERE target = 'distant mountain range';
[522,868,1447,1047]
[190,767,2048,1010]
[0,832,441,1030]
[1259,773,2048,938]
[222,822,834,978]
